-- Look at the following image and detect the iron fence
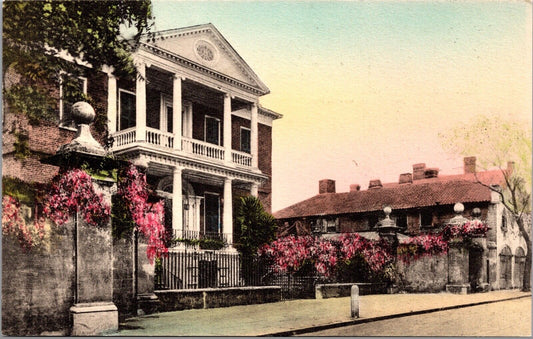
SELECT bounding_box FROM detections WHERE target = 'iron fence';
[155,252,319,299]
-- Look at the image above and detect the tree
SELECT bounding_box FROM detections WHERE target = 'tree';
[233,196,278,259]
[3,0,153,124]
[440,115,532,291]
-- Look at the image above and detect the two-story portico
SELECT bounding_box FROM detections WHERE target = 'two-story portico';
[106,24,281,250]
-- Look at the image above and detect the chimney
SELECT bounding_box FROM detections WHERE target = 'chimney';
[413,163,426,180]
[350,184,361,192]
[464,156,476,174]
[424,167,439,178]
[319,179,336,194]
[368,179,382,189]
[399,173,413,184]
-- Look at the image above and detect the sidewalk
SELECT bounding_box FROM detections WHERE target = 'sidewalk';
[111,290,530,336]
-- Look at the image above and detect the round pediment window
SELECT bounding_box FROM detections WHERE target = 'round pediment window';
[194,40,219,65]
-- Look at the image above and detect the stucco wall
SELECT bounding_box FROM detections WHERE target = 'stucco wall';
[2,219,75,336]
[397,254,449,292]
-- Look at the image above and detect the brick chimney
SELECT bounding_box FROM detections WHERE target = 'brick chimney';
[319,179,336,194]
[350,184,361,192]
[413,163,426,180]
[464,156,476,174]
[399,173,413,184]
[368,179,382,189]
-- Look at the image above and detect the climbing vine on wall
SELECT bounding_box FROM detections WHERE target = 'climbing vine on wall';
[2,195,46,251]
[115,164,167,263]
[3,165,167,263]
[43,168,111,226]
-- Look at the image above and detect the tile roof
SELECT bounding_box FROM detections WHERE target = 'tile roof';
[274,169,505,220]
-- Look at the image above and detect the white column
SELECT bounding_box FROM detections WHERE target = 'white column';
[172,75,182,150]
[105,67,117,134]
[172,167,183,238]
[251,183,259,197]
[251,103,258,168]
[135,62,146,141]
[223,177,233,246]
[223,93,232,163]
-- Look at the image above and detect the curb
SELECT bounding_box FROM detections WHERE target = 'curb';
[262,294,531,337]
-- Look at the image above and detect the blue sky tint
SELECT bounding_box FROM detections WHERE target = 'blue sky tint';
[151,1,532,211]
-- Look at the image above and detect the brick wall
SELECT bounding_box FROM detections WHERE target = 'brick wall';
[258,123,272,212]
[231,115,250,151]
[3,69,109,184]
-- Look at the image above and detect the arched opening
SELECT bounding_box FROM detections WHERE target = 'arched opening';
[468,244,484,292]
[514,247,526,289]
[499,246,512,289]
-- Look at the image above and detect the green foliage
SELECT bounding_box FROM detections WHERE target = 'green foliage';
[111,194,136,240]
[4,84,57,125]
[173,237,227,250]
[13,131,31,160]
[234,196,278,258]
[439,115,532,193]
[2,176,47,206]
[2,0,153,124]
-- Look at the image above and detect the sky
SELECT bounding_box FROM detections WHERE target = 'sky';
[150,1,532,212]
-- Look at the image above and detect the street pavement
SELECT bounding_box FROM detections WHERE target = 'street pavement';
[298,297,531,336]
[110,289,530,336]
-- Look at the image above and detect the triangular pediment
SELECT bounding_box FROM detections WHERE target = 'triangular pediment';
[143,24,269,95]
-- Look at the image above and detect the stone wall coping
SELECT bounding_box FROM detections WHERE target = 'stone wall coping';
[70,302,118,314]
[315,283,385,288]
[156,286,281,293]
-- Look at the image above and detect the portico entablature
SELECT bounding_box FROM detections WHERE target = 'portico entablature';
[123,149,267,186]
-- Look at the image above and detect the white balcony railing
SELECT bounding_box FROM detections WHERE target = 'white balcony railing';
[182,137,225,161]
[113,127,136,147]
[232,150,252,167]
[146,127,174,148]
[111,130,253,167]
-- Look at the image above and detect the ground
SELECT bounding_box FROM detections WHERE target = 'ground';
[299,298,531,337]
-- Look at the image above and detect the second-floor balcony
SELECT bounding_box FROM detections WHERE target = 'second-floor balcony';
[111,127,253,168]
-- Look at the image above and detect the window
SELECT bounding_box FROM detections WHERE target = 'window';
[205,116,220,145]
[240,127,251,153]
[420,211,433,227]
[59,76,87,129]
[394,213,407,228]
[160,95,173,133]
[501,214,508,232]
[325,218,339,233]
[316,218,339,233]
[119,89,136,130]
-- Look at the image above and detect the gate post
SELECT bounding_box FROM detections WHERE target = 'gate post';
[50,102,119,335]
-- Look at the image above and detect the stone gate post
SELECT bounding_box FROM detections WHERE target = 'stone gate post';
[50,101,118,335]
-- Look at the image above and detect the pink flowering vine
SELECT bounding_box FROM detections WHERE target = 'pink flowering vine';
[258,235,314,274]
[2,195,46,251]
[398,234,448,263]
[338,233,393,273]
[117,164,167,263]
[310,238,338,277]
[44,168,110,227]
[258,233,394,278]
[441,219,489,240]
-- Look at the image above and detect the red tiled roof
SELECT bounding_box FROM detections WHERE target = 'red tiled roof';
[274,170,505,220]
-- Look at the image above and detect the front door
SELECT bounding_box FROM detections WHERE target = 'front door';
[204,193,220,236]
